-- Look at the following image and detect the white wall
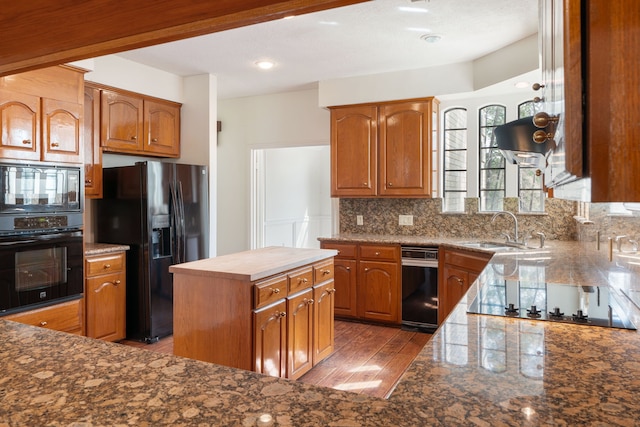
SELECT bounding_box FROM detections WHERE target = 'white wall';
[217,89,330,255]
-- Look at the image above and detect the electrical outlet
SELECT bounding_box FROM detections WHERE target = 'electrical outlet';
[399,215,414,226]
[356,215,364,226]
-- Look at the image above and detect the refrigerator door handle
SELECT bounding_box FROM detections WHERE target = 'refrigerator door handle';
[176,180,187,263]
[169,182,181,264]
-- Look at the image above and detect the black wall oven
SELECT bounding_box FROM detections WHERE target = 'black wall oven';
[0,162,84,315]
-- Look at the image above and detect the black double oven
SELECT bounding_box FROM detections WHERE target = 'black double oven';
[0,163,83,315]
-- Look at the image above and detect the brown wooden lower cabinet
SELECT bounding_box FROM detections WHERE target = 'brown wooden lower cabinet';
[174,256,335,379]
[320,241,401,325]
[3,298,84,335]
[438,247,491,324]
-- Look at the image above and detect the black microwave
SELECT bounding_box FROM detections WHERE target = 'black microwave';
[0,230,84,314]
[0,163,82,235]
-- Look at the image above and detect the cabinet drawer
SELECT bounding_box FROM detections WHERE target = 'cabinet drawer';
[443,249,491,273]
[254,274,288,309]
[320,242,356,258]
[86,253,125,276]
[288,266,314,294]
[313,261,334,283]
[359,244,399,262]
[4,299,83,334]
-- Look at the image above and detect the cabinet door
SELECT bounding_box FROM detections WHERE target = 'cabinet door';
[84,85,102,198]
[378,101,432,196]
[440,265,469,323]
[0,90,41,161]
[253,300,287,378]
[101,90,144,152]
[85,272,126,341]
[333,258,357,318]
[42,98,82,163]
[330,105,377,197]
[358,260,399,324]
[144,99,180,157]
[313,281,335,365]
[286,288,314,380]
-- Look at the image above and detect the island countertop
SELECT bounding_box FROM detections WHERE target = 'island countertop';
[168,246,337,282]
[2,240,640,425]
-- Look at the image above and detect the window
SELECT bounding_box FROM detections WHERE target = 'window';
[479,105,506,211]
[517,101,544,212]
[442,108,467,212]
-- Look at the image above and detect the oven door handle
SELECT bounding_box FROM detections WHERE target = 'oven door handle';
[0,239,38,246]
[402,259,438,268]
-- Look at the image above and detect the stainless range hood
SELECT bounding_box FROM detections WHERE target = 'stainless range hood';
[494,116,555,169]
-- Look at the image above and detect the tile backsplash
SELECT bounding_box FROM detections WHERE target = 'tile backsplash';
[339,197,578,241]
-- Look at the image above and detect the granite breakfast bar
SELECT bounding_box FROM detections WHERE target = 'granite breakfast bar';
[2,240,640,425]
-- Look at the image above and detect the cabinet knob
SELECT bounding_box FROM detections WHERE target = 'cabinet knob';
[532,112,559,128]
[364,267,369,272]
[322,269,331,275]
[131,136,137,140]
[104,264,111,269]
[533,96,544,103]
[85,179,93,184]
[307,299,315,305]
[455,277,464,285]
[114,280,121,285]
[362,182,368,187]
[375,252,380,256]
[346,266,350,271]
[298,277,308,284]
[22,139,31,145]
[388,182,393,187]
[532,83,545,91]
[51,142,59,148]
[39,321,48,327]
[532,130,555,144]
[328,288,336,294]
[278,311,287,318]
[151,138,158,142]
[272,288,280,294]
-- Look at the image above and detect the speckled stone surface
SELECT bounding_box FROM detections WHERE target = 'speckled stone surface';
[84,242,130,256]
[3,239,640,425]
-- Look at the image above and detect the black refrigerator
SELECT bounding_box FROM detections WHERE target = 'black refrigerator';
[97,161,209,342]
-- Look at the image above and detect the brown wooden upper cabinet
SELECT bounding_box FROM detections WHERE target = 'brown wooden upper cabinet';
[0,66,84,164]
[100,87,181,158]
[84,83,102,198]
[329,97,439,198]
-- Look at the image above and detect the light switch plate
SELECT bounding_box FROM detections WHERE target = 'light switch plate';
[356,215,364,226]
[399,214,413,226]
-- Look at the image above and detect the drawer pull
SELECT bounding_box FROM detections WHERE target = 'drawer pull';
[39,321,48,327]
[51,142,59,148]
[103,264,111,269]
[151,138,158,142]
[272,288,280,294]
[22,139,31,145]
[131,136,137,140]
[346,266,351,271]
[278,311,287,318]
[306,299,315,305]
[322,269,331,275]
[298,278,308,284]
[327,288,336,294]
[114,280,121,285]
[375,252,380,256]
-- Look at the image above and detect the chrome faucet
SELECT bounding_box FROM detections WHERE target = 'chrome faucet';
[491,211,519,243]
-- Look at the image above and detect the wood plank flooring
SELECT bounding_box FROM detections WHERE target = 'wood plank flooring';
[119,320,432,399]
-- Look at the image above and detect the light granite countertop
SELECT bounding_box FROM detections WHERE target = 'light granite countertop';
[2,238,640,425]
[84,242,130,256]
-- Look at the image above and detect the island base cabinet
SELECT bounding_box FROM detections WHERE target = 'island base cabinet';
[286,288,314,380]
[253,300,287,378]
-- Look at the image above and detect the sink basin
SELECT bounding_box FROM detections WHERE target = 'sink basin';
[459,241,531,252]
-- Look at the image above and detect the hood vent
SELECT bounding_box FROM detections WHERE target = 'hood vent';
[494,116,555,169]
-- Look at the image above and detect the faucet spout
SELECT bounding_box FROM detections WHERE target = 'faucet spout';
[491,211,519,243]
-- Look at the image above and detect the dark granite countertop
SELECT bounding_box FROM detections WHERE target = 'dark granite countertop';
[2,238,640,425]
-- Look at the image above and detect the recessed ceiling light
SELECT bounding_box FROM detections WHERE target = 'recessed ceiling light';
[399,6,429,13]
[407,27,432,33]
[420,34,442,43]
[514,81,530,89]
[255,60,275,70]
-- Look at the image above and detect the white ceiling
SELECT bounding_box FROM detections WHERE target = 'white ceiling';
[116,0,539,100]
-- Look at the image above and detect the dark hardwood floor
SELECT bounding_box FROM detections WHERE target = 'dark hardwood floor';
[119,320,432,399]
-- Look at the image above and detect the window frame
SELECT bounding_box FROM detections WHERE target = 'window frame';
[442,107,468,212]
[478,104,506,212]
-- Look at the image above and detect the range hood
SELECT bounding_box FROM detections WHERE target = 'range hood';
[494,116,555,169]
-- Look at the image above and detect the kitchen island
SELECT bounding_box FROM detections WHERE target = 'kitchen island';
[2,240,640,425]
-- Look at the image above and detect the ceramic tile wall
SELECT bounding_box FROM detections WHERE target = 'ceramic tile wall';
[339,197,577,241]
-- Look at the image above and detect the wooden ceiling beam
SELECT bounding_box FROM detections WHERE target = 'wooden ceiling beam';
[0,0,366,76]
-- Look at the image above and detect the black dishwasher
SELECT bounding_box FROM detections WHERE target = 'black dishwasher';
[401,246,439,333]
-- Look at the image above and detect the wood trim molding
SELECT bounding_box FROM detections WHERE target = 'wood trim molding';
[0,0,366,76]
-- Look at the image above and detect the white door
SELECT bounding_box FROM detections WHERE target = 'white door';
[251,146,332,249]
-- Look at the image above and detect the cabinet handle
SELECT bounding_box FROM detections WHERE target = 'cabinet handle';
[85,179,93,184]
[307,299,315,305]
[278,311,287,318]
[388,182,393,187]
[532,83,545,91]
[151,138,158,142]
[272,288,280,294]
[22,139,31,145]
[327,288,336,294]
[103,264,111,269]
[322,269,331,275]
[131,136,137,140]
[364,267,369,272]
[114,280,121,285]
[362,182,368,187]
[451,276,464,285]
[51,142,59,147]
[298,277,308,284]
[39,321,48,327]
[375,252,380,256]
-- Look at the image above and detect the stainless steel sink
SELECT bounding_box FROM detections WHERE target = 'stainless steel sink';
[459,241,531,252]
